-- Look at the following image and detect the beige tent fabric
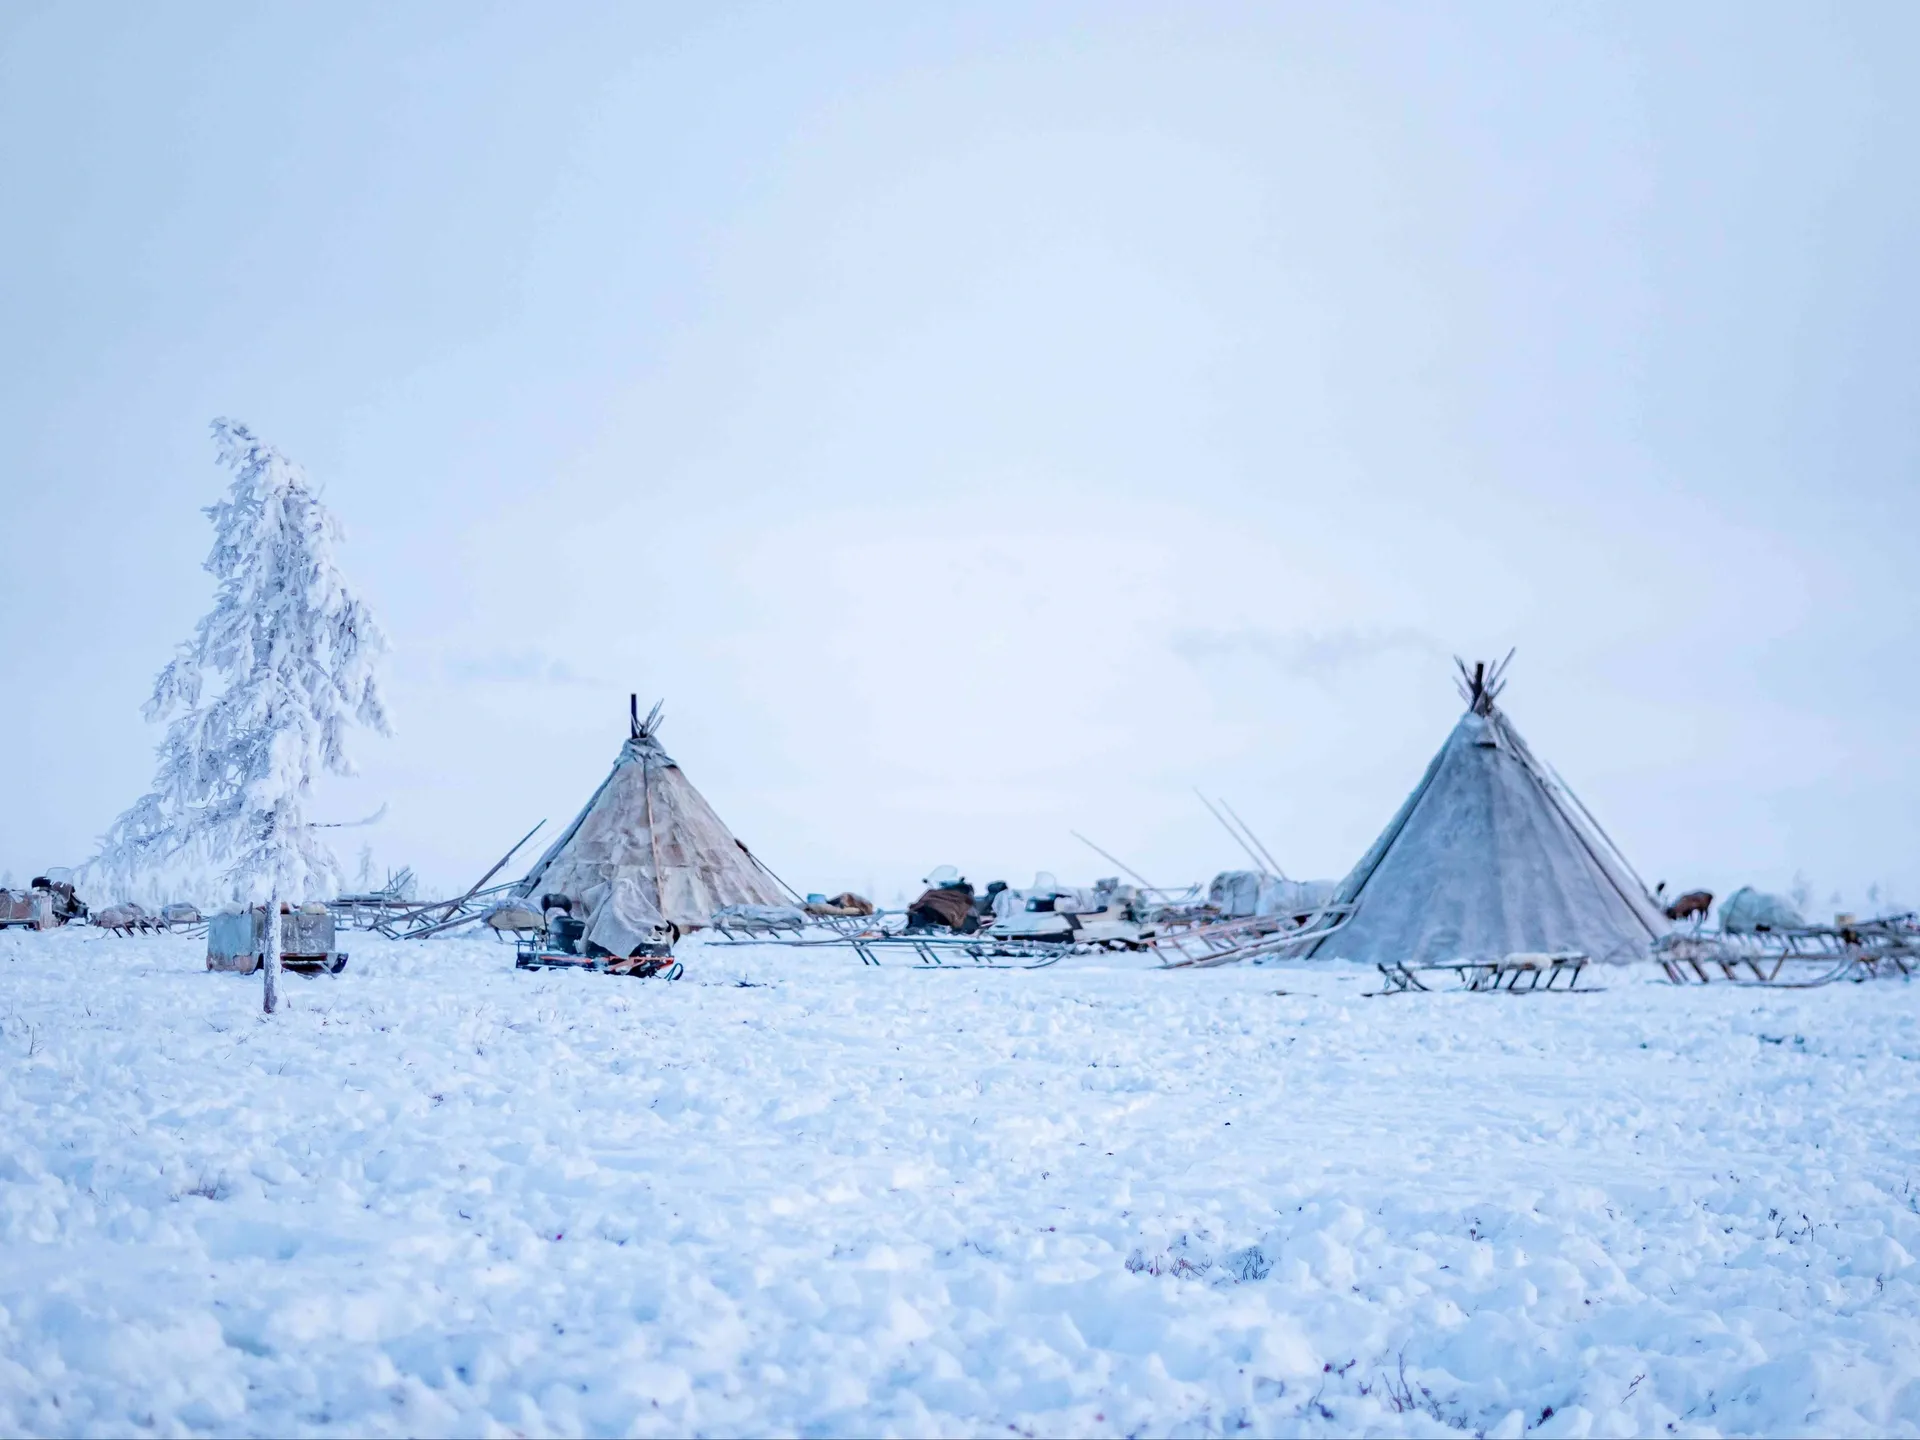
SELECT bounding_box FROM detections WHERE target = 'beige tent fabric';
[518,709,788,938]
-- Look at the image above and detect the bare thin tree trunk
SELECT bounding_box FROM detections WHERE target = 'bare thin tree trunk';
[263,898,282,1014]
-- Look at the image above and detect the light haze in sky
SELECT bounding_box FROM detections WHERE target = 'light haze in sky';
[2,2,1915,909]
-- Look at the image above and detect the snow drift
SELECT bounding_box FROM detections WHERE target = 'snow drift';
[4,929,1919,1436]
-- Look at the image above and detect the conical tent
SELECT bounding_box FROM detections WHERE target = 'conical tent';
[1309,659,1667,966]
[517,699,789,951]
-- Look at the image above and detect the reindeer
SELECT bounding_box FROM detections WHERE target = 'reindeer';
[1655,882,1713,924]
[93,902,162,936]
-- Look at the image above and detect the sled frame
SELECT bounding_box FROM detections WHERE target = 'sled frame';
[1152,904,1358,970]
[1373,953,1589,995]
[1654,918,1920,988]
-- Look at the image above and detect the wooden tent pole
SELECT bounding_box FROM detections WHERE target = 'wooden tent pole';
[643,751,667,925]
[736,840,805,903]
[1071,831,1156,891]
[1220,798,1289,881]
[1197,789,1269,875]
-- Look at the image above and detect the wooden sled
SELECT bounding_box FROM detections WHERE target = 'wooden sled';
[707,911,807,941]
[1655,919,1919,988]
[848,933,1068,969]
[207,907,347,975]
[1373,952,1589,995]
[1151,903,1357,970]
[720,929,1067,969]
[0,889,57,930]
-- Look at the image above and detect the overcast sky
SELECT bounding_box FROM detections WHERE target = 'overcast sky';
[3,1,1915,910]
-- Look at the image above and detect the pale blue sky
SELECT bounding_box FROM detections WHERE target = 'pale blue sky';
[2,2,1915,908]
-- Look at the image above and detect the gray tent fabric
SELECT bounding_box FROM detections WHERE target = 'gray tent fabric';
[517,701,789,938]
[1309,688,1667,966]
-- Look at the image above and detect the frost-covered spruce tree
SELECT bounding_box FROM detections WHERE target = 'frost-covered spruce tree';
[93,419,389,1010]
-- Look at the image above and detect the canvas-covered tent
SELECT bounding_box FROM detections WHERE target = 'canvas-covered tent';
[1209,871,1338,920]
[1308,658,1667,966]
[516,698,790,954]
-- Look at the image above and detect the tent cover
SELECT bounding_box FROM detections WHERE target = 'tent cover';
[1308,660,1668,966]
[517,700,788,950]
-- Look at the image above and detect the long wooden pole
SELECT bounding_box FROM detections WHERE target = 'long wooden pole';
[737,840,805,903]
[643,755,668,935]
[1196,790,1268,875]
[1219,799,1288,881]
[1070,831,1156,890]
[407,820,545,931]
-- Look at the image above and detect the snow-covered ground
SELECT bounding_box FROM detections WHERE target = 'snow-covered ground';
[4,929,1919,1438]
